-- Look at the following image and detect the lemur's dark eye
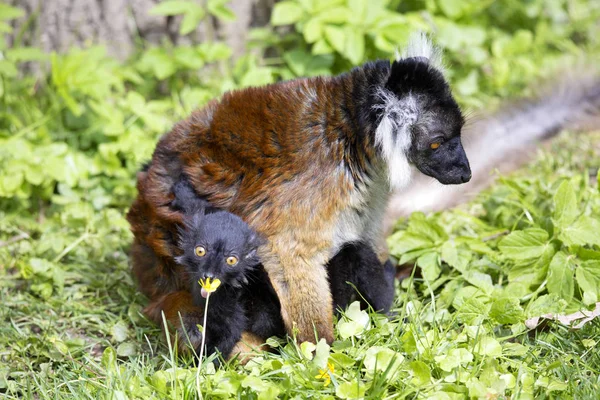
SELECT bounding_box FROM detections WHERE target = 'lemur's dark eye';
[195,246,206,257]
[226,256,238,266]
[430,142,440,150]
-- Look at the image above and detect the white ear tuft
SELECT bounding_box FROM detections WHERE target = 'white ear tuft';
[174,255,185,265]
[396,32,444,71]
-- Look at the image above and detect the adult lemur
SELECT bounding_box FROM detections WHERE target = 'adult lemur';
[127,34,471,347]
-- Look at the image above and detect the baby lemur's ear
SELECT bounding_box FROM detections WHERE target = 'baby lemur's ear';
[174,255,185,266]
[245,231,266,262]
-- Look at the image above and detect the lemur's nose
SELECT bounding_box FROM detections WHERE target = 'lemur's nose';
[203,272,214,279]
[461,172,471,183]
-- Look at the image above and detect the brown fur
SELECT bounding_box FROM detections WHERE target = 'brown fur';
[229,332,270,365]
[128,69,387,348]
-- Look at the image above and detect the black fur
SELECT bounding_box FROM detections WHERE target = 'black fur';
[172,177,284,360]
[327,242,395,314]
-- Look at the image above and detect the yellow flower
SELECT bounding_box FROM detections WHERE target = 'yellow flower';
[198,277,221,293]
[315,362,335,387]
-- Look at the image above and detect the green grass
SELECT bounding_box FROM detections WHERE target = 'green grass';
[1,132,599,399]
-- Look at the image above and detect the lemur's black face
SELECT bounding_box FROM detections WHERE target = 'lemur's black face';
[409,105,471,185]
[176,211,263,296]
[385,57,472,185]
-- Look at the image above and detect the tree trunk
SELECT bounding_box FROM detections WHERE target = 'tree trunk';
[8,0,276,60]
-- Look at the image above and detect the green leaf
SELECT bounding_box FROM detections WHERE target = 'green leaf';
[435,348,473,372]
[116,342,137,357]
[547,251,575,302]
[24,164,44,185]
[526,294,567,318]
[241,376,270,392]
[241,378,281,400]
[300,341,316,359]
[508,241,557,285]
[437,0,463,18]
[258,386,281,400]
[199,42,232,61]
[441,241,471,272]
[330,353,356,368]
[149,1,197,16]
[364,346,404,374]
[110,321,129,343]
[303,18,322,43]
[453,287,490,324]
[313,338,330,368]
[304,54,334,76]
[283,49,308,76]
[173,46,204,69]
[139,48,177,80]
[0,171,23,193]
[180,5,206,35]
[336,381,366,399]
[337,301,369,339]
[239,66,274,88]
[475,337,502,357]
[490,297,524,324]
[503,342,528,356]
[344,28,364,65]
[552,180,578,227]
[498,228,550,260]
[560,217,600,247]
[314,6,350,23]
[207,0,235,20]
[346,301,369,325]
[417,252,441,282]
[101,347,117,370]
[311,39,333,54]
[456,70,479,96]
[271,2,304,26]
[387,231,434,256]
[6,47,47,62]
[0,21,12,33]
[324,25,345,54]
[409,361,431,386]
[407,213,447,243]
[463,271,494,295]
[0,4,25,20]
[575,260,600,300]
[0,60,17,77]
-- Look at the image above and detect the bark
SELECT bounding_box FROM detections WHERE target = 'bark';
[8,0,276,60]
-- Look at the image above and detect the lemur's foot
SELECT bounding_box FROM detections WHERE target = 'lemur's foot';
[176,315,204,353]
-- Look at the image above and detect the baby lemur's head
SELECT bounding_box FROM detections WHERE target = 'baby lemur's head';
[176,210,263,298]
[370,33,471,189]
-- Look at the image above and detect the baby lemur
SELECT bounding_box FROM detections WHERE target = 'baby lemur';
[171,177,283,359]
[128,33,471,349]
[171,176,395,359]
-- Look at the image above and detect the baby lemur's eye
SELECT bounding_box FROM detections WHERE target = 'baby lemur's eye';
[430,142,441,150]
[195,246,206,257]
[226,256,238,266]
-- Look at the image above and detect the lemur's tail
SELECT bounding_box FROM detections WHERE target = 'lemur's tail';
[386,68,600,225]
